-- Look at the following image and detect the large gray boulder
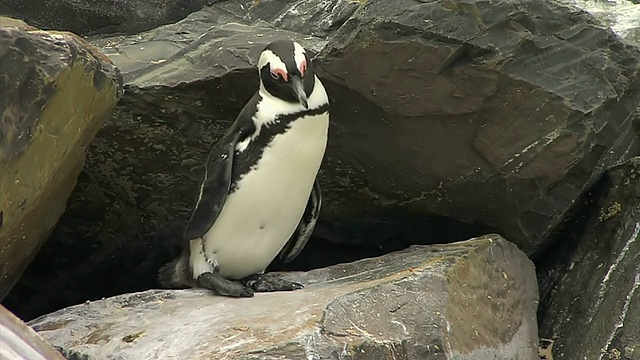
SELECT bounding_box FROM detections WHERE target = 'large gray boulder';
[29,235,540,360]
[538,157,640,360]
[0,17,123,300]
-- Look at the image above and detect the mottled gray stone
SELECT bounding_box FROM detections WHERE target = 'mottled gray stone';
[29,235,539,360]
[0,17,123,300]
[0,0,221,36]
[0,304,65,360]
[539,157,640,360]
[559,0,640,46]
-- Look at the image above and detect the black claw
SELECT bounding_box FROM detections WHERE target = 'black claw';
[196,272,254,298]
[242,274,304,293]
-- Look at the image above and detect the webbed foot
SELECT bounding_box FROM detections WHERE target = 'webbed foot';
[196,272,254,298]
[242,274,304,292]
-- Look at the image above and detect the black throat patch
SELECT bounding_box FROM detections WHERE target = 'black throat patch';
[229,102,330,193]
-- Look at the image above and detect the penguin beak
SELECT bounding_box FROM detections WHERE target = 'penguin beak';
[291,76,308,109]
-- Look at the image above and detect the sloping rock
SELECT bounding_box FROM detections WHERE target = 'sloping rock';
[29,234,540,360]
[0,305,65,360]
[559,0,640,46]
[0,18,124,300]
[538,157,640,360]
[6,0,640,319]
[0,0,220,36]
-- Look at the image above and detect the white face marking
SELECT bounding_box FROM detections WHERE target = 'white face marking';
[293,42,307,76]
[257,49,288,82]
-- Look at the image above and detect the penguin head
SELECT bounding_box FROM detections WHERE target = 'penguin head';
[257,40,315,109]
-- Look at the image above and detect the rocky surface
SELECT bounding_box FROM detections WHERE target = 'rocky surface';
[29,235,539,360]
[562,0,640,46]
[0,0,220,36]
[5,0,640,320]
[538,157,640,360]
[0,18,124,300]
[0,305,66,360]
[313,0,640,254]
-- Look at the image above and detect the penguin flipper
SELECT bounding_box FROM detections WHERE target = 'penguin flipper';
[279,178,322,263]
[182,96,262,240]
[182,131,242,240]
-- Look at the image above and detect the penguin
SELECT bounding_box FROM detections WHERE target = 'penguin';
[158,39,329,298]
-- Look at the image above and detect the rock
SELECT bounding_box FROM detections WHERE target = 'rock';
[6,0,640,320]
[559,0,640,47]
[313,0,640,254]
[0,0,220,36]
[89,0,640,254]
[29,234,540,360]
[0,304,66,360]
[0,17,124,300]
[538,157,640,360]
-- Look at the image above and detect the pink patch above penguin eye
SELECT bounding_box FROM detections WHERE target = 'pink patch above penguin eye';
[299,59,307,76]
[270,68,288,81]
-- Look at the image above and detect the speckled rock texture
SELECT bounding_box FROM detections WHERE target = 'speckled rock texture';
[0,304,65,360]
[29,235,539,360]
[539,157,640,360]
[0,17,124,300]
[0,0,222,36]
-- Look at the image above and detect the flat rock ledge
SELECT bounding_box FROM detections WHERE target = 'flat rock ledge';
[29,234,539,360]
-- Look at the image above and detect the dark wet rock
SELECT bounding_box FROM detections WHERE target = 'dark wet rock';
[0,18,123,300]
[314,0,640,255]
[92,0,640,255]
[0,304,65,360]
[29,235,540,360]
[5,0,640,320]
[538,157,640,360]
[0,0,220,36]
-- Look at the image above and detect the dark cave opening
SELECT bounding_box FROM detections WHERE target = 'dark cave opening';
[2,208,495,323]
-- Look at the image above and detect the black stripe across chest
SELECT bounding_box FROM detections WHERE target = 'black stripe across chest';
[229,104,329,192]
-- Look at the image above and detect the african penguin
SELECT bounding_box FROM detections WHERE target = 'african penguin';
[158,39,329,297]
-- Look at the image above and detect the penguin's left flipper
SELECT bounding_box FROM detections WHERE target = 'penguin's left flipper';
[183,116,252,240]
[242,274,304,292]
[278,178,322,264]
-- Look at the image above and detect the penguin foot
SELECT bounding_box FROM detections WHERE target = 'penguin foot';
[242,274,304,292]
[196,272,254,298]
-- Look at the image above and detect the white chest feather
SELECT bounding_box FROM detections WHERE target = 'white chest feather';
[202,111,328,279]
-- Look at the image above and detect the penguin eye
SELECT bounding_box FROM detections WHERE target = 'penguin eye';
[270,68,288,82]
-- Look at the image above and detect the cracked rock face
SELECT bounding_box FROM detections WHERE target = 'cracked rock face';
[0,18,124,300]
[539,157,640,360]
[29,235,540,360]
